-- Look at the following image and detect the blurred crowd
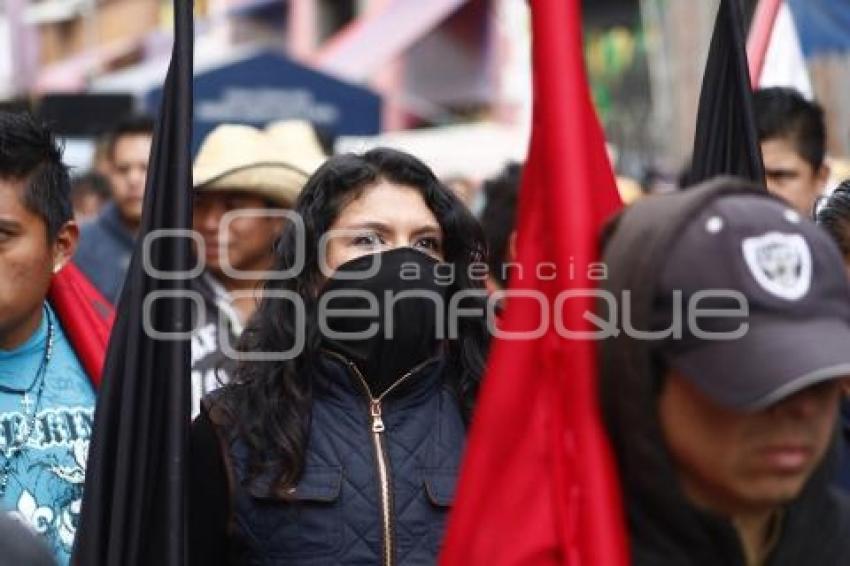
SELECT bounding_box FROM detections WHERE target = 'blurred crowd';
[7,79,850,565]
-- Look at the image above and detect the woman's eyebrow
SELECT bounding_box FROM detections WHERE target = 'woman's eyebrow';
[0,218,21,232]
[339,221,392,232]
[335,221,442,237]
[411,224,443,237]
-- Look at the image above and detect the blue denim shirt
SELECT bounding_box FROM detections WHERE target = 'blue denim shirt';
[73,203,135,305]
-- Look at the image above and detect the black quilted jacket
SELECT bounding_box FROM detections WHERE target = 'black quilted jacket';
[190,353,465,565]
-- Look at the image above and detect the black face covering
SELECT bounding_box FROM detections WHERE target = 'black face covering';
[320,247,447,397]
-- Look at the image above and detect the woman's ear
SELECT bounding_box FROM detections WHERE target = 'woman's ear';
[52,221,79,274]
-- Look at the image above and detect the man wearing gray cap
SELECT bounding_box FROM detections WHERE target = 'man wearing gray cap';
[600,178,850,565]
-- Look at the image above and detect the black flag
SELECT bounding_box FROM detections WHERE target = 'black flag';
[72,1,193,564]
[686,0,765,186]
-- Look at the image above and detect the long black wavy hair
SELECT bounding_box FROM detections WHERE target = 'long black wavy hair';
[217,147,490,491]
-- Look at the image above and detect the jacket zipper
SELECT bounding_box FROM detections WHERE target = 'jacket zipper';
[322,350,436,566]
[369,399,393,566]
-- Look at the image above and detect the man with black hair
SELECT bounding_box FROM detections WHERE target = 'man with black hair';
[754,87,830,215]
[74,115,154,303]
[602,179,850,565]
[479,162,521,291]
[0,111,98,565]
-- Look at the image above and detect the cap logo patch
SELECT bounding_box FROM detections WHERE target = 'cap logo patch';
[742,232,811,301]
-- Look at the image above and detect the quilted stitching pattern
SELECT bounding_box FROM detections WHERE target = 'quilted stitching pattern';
[226,358,465,565]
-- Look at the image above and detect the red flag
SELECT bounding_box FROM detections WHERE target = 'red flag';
[440,1,629,564]
[747,0,783,85]
[48,261,114,389]
[747,0,813,98]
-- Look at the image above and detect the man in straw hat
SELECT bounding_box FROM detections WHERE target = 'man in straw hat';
[190,120,325,417]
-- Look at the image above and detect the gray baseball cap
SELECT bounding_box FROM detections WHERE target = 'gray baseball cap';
[656,192,850,410]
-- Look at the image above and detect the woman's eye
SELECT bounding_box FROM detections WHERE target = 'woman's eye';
[352,233,382,247]
[415,237,442,251]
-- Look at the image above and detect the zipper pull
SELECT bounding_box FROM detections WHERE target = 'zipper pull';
[370,400,385,433]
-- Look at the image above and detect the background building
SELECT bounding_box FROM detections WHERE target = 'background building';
[3,0,850,186]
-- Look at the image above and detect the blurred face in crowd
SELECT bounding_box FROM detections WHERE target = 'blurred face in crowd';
[192,190,284,281]
[444,176,479,209]
[0,178,76,350]
[324,181,444,272]
[761,137,829,216]
[109,133,152,231]
[72,192,108,224]
[659,370,841,517]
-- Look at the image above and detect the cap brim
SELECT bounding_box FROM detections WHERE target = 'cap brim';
[668,317,850,411]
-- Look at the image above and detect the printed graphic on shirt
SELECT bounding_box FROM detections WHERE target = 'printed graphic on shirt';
[0,303,96,566]
[191,320,235,418]
[2,406,93,565]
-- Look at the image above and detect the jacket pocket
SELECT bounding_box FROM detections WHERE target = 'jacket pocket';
[289,466,342,502]
[424,469,457,507]
[423,469,458,557]
[240,466,344,562]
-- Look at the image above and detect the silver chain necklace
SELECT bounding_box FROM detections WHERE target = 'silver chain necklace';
[0,309,54,497]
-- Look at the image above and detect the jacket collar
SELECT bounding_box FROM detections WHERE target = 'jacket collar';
[314,350,446,412]
[98,202,136,249]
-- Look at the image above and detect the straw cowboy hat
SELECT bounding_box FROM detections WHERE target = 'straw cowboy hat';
[193,121,326,207]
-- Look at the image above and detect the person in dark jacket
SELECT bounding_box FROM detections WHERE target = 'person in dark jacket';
[478,162,521,292]
[74,116,154,304]
[600,178,850,566]
[189,148,490,565]
[815,181,850,493]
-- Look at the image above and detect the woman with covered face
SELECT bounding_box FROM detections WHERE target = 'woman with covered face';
[189,148,490,565]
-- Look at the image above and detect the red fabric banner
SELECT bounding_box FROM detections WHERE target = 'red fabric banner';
[440,0,629,563]
[48,261,114,389]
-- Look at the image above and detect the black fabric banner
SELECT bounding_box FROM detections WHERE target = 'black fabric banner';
[72,1,194,564]
[686,0,766,187]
